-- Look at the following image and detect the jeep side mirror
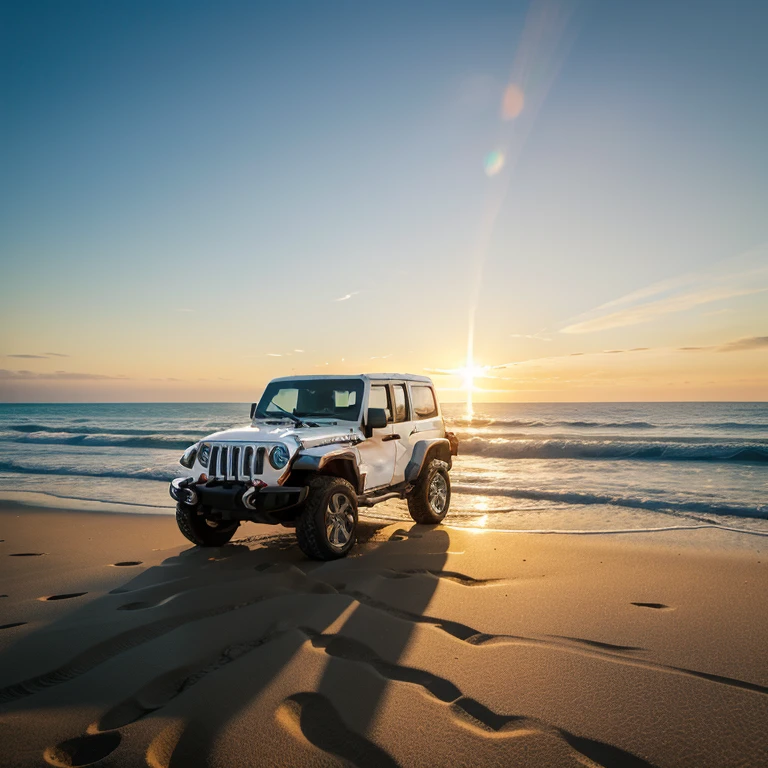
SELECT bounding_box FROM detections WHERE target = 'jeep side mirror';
[366,408,388,431]
[250,403,258,419]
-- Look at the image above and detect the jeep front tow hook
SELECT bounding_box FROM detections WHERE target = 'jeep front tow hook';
[241,479,268,510]
[170,477,199,506]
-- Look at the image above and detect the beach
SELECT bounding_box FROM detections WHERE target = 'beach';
[1,503,766,767]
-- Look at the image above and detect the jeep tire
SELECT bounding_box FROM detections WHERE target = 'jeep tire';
[407,458,451,524]
[296,475,358,560]
[176,503,240,547]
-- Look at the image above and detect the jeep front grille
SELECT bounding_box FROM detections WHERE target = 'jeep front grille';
[208,443,268,481]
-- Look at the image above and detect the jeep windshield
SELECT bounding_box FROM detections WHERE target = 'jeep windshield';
[254,378,364,422]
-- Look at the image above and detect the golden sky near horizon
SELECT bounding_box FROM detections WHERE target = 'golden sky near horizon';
[2,246,766,403]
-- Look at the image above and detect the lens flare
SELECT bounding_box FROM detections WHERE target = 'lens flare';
[484,150,505,177]
[502,83,525,119]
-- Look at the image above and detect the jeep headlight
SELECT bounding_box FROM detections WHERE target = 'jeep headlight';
[269,444,290,469]
[198,443,211,467]
[179,443,199,469]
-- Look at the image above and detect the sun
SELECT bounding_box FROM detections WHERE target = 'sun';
[453,361,491,419]
[426,355,514,420]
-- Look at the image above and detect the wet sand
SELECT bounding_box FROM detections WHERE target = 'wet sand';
[0,504,766,767]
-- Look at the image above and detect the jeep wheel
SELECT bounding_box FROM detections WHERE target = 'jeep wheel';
[407,458,451,524]
[296,476,358,560]
[175,503,240,547]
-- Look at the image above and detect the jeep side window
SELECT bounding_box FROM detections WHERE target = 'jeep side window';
[411,385,438,419]
[392,384,408,422]
[369,385,392,422]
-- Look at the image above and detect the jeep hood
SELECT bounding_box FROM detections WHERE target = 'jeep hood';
[201,423,361,446]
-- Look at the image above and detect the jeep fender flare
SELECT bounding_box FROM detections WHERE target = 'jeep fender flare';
[405,438,452,483]
[290,449,363,493]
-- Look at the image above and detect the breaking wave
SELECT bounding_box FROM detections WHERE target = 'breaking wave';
[0,432,197,451]
[460,436,768,463]
[451,418,768,431]
[0,459,175,483]
[452,483,768,521]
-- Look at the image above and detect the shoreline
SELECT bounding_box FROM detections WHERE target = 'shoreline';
[1,503,766,766]
[2,494,767,555]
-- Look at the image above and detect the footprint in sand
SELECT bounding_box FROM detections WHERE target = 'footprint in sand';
[387,528,423,542]
[631,602,674,611]
[277,692,398,768]
[117,593,180,610]
[39,593,88,602]
[9,552,46,557]
[44,732,121,767]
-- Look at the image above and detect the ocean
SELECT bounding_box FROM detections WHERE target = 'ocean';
[0,402,766,535]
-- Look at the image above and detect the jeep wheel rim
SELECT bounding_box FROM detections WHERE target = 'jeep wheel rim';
[326,493,355,549]
[428,473,448,515]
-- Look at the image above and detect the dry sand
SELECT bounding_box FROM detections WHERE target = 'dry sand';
[0,504,766,767]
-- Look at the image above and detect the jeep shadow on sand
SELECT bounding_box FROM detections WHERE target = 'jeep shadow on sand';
[171,374,459,559]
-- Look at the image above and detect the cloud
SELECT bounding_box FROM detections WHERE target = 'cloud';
[677,336,768,353]
[510,331,552,341]
[6,352,70,359]
[562,285,765,333]
[0,369,127,380]
[560,246,768,334]
[334,291,360,302]
[294,349,305,353]
[719,336,768,352]
[266,353,282,357]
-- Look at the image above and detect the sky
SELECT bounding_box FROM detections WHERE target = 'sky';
[1,0,767,403]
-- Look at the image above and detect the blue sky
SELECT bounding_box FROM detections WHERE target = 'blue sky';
[1,0,766,401]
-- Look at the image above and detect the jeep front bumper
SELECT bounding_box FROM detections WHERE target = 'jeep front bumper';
[170,477,308,520]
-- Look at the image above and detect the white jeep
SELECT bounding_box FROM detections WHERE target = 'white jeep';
[170,374,459,559]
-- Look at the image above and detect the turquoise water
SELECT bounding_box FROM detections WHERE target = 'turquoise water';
[0,402,766,534]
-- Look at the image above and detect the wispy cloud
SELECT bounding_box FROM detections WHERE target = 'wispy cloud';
[677,336,768,353]
[370,354,392,360]
[0,369,127,380]
[510,330,552,341]
[560,247,768,334]
[293,349,305,353]
[6,352,69,359]
[719,336,768,352]
[266,353,282,357]
[334,291,360,302]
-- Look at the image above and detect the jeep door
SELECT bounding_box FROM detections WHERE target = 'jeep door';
[392,382,442,484]
[357,384,397,491]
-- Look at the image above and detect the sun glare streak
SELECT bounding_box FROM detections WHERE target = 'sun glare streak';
[464,0,583,422]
